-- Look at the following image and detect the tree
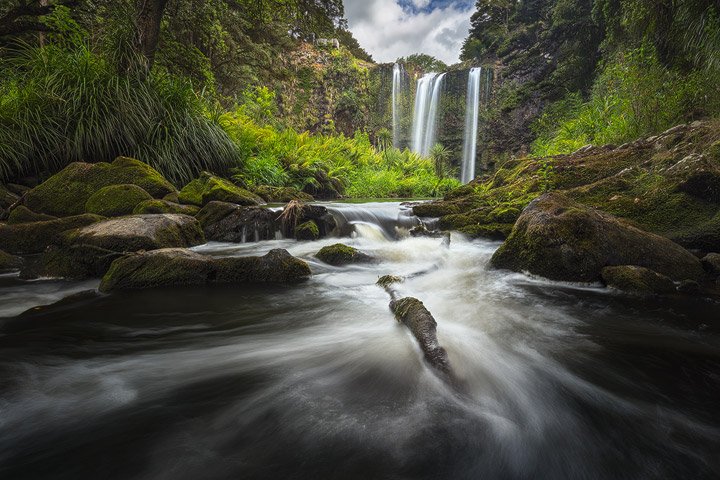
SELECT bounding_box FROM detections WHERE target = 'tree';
[0,0,77,39]
[125,0,169,75]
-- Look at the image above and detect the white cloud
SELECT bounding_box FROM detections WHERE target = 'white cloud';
[344,0,472,65]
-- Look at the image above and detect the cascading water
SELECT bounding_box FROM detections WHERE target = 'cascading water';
[392,63,402,148]
[461,67,482,184]
[411,73,439,156]
[421,73,446,156]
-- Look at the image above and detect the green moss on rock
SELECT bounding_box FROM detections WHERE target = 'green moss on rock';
[295,220,320,240]
[24,157,176,217]
[179,172,262,207]
[7,205,57,224]
[316,243,374,266]
[100,248,310,292]
[0,249,23,272]
[0,214,104,254]
[490,193,705,283]
[133,199,200,216]
[600,265,676,295]
[85,184,153,217]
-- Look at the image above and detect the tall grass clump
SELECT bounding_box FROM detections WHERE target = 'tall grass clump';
[0,43,238,184]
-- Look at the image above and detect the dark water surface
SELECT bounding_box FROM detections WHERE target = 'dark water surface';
[1,203,719,480]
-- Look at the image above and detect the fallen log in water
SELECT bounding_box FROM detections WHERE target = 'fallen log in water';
[377,275,452,378]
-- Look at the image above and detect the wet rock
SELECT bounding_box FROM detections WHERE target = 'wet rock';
[7,206,57,224]
[491,193,704,283]
[133,199,200,216]
[0,214,104,254]
[0,250,23,273]
[22,244,125,280]
[389,297,451,375]
[0,184,19,210]
[601,265,676,295]
[24,157,176,217]
[292,204,336,238]
[295,220,320,240]
[99,248,310,292]
[85,184,153,217]
[196,201,279,242]
[701,253,720,277]
[409,224,444,238]
[65,214,205,252]
[316,243,374,266]
[677,280,701,294]
[178,172,262,207]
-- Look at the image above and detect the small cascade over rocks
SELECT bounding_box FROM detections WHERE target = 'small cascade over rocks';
[324,202,421,240]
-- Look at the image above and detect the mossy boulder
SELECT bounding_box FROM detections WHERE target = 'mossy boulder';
[0,214,104,254]
[99,248,310,292]
[65,214,205,252]
[295,220,320,240]
[179,172,262,207]
[7,206,57,224]
[196,201,279,243]
[413,202,460,218]
[316,243,374,266]
[85,184,153,217]
[490,193,704,283]
[672,211,720,252]
[133,199,200,216]
[0,250,23,273]
[701,253,720,277]
[22,244,126,280]
[24,157,176,217]
[253,185,314,203]
[0,184,20,210]
[601,265,676,295]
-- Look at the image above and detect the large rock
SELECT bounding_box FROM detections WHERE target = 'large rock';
[0,250,23,273]
[316,243,374,266]
[99,248,310,292]
[24,157,176,216]
[85,184,153,217]
[601,265,676,295]
[66,214,205,252]
[0,214,104,254]
[490,193,705,282]
[19,214,205,279]
[196,201,278,242]
[179,172,262,207]
[7,206,57,224]
[701,253,720,277]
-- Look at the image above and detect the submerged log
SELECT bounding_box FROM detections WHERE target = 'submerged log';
[389,297,452,376]
[377,275,453,378]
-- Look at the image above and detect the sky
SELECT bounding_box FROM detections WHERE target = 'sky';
[343,0,474,65]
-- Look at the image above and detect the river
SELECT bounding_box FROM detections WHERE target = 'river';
[1,202,719,479]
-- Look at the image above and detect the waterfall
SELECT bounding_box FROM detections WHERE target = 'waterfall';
[421,73,446,156]
[461,67,482,184]
[411,73,442,157]
[392,63,402,148]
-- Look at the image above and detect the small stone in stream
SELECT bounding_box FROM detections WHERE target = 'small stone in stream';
[676,280,700,294]
[601,265,676,295]
[315,243,374,266]
[377,275,403,288]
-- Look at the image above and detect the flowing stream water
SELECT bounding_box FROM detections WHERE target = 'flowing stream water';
[1,202,719,479]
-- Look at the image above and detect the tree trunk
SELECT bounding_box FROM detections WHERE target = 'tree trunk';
[128,0,169,76]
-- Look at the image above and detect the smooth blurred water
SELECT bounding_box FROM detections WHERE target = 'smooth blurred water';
[0,203,719,480]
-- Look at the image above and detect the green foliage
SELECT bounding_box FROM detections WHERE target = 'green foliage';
[398,54,447,73]
[221,109,458,198]
[0,42,238,184]
[532,45,720,156]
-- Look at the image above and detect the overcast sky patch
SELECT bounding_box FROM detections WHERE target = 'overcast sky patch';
[344,0,473,65]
